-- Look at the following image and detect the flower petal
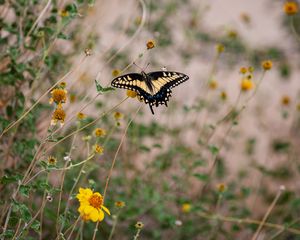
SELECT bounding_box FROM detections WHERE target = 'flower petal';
[98,209,104,221]
[90,209,99,222]
[84,205,94,215]
[101,205,110,215]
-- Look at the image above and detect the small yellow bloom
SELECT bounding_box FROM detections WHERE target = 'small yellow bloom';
[94,144,104,154]
[59,10,69,17]
[51,106,66,126]
[281,95,291,106]
[227,30,237,38]
[146,39,155,50]
[297,103,300,111]
[76,188,110,222]
[70,93,76,103]
[216,44,225,53]
[77,112,86,120]
[262,60,273,71]
[239,67,247,74]
[284,2,298,15]
[127,90,137,98]
[47,156,57,165]
[220,91,227,101]
[209,80,218,90]
[114,111,124,120]
[181,203,191,213]
[112,69,121,77]
[115,201,126,208]
[94,128,106,137]
[50,88,67,104]
[248,66,254,73]
[135,221,144,229]
[217,183,227,193]
[240,78,254,91]
[59,82,67,88]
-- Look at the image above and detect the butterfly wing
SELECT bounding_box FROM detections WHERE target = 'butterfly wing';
[148,71,189,91]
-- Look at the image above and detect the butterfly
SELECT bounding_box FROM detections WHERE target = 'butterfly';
[111,71,189,114]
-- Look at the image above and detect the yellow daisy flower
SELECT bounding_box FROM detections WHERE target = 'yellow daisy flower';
[240,78,254,91]
[51,105,66,126]
[284,2,298,15]
[76,188,110,222]
[114,111,124,120]
[94,128,106,137]
[50,88,67,104]
[146,39,155,50]
[208,80,218,90]
[127,90,137,98]
[181,203,191,213]
[262,60,273,71]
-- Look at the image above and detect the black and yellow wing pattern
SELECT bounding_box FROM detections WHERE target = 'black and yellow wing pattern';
[111,71,189,114]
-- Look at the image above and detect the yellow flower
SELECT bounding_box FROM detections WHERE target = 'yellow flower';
[59,10,69,17]
[114,111,124,120]
[181,203,191,213]
[51,106,66,126]
[127,90,137,98]
[94,144,104,154]
[208,80,218,90]
[50,88,67,104]
[47,156,57,165]
[281,95,291,106]
[70,93,76,103]
[248,66,254,73]
[135,221,144,229]
[239,67,247,74]
[217,183,227,193]
[284,2,298,15]
[146,39,155,50]
[115,201,126,208]
[220,91,227,101]
[59,82,67,88]
[216,44,225,53]
[112,69,121,77]
[240,78,254,91]
[94,128,106,137]
[297,103,300,111]
[77,112,86,120]
[76,188,110,222]
[262,60,273,71]
[227,30,237,38]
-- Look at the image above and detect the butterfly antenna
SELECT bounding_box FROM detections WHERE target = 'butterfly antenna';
[133,62,143,71]
[144,62,150,71]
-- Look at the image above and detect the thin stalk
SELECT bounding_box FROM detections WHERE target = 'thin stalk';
[251,186,285,240]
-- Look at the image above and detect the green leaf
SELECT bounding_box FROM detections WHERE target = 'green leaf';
[57,32,69,40]
[193,173,209,182]
[19,204,32,222]
[31,220,40,232]
[95,80,115,93]
[19,185,31,198]
[208,145,219,155]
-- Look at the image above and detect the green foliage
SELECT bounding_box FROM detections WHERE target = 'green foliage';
[1,1,300,240]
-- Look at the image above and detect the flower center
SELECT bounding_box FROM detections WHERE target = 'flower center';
[89,194,103,208]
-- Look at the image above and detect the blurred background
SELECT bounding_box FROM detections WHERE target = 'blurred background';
[1,0,300,239]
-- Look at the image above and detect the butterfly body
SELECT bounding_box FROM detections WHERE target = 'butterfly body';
[111,71,189,114]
